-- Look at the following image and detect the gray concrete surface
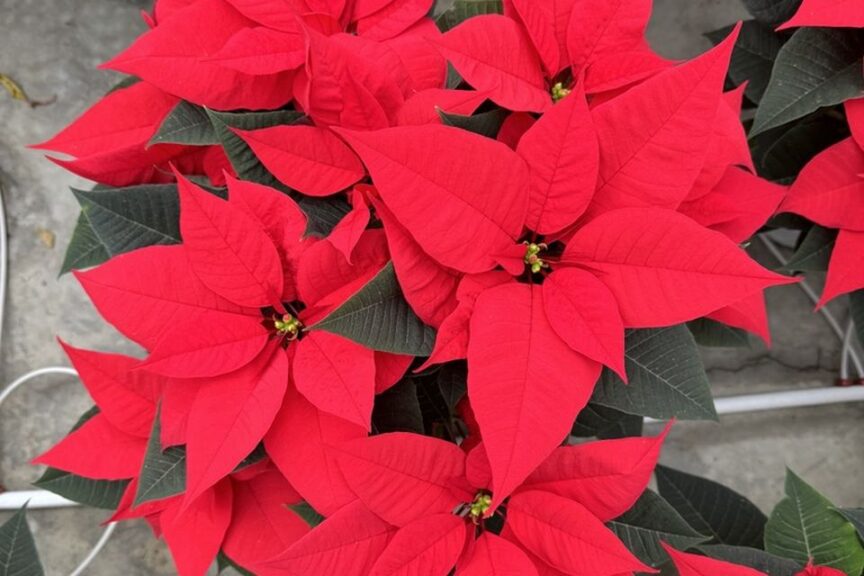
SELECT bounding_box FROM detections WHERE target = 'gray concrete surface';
[0,0,860,574]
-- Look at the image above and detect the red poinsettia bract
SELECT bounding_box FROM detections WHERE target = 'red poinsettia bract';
[33,343,310,575]
[778,105,864,307]
[664,545,847,576]
[72,173,407,510]
[256,428,668,576]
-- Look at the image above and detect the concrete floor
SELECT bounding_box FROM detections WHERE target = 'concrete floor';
[0,0,860,574]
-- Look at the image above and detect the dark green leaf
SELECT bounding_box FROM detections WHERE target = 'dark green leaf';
[0,506,43,576]
[134,412,186,506]
[849,291,864,349]
[688,318,751,348]
[752,28,864,136]
[701,545,801,576]
[217,551,254,576]
[765,469,864,574]
[438,108,507,138]
[436,362,467,413]
[312,262,437,355]
[446,63,464,89]
[837,508,864,543]
[707,20,783,103]
[655,465,767,548]
[289,502,325,528]
[298,195,352,238]
[609,490,709,567]
[33,468,128,509]
[571,403,644,439]
[590,326,717,421]
[207,109,304,187]
[372,379,425,434]
[740,0,802,27]
[751,114,849,183]
[435,0,503,32]
[106,75,140,94]
[60,212,110,274]
[149,101,218,146]
[71,184,181,263]
[784,225,838,272]
[33,406,129,509]
[234,444,266,473]
[416,378,458,439]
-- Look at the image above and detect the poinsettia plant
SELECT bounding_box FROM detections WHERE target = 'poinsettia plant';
[20,0,864,574]
[707,0,864,356]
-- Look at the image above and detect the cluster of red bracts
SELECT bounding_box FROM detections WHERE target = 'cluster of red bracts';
[29,0,842,573]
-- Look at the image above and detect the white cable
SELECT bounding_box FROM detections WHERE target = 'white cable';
[842,321,854,381]
[0,182,115,574]
[68,523,117,576]
[0,490,78,509]
[759,235,864,377]
[0,366,117,575]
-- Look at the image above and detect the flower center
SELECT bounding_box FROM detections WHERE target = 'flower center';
[524,242,549,274]
[273,313,303,340]
[468,491,493,521]
[551,82,571,102]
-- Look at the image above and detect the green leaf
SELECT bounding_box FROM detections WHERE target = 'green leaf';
[765,468,864,574]
[435,0,503,32]
[701,545,801,576]
[297,195,352,238]
[312,262,437,355]
[688,318,751,348]
[750,114,850,183]
[436,361,467,414]
[784,225,838,273]
[33,406,129,509]
[655,465,767,548]
[0,506,44,576]
[60,212,111,274]
[207,108,304,187]
[206,109,349,237]
[609,490,709,567]
[446,63,464,89]
[707,20,783,103]
[33,468,128,509]
[289,502,325,528]
[849,291,864,349]
[740,0,802,27]
[134,412,186,506]
[216,551,254,576]
[106,75,140,94]
[234,444,266,473]
[752,28,864,136]
[72,184,181,258]
[571,403,644,439]
[438,108,507,138]
[590,326,717,421]
[149,101,218,146]
[837,508,864,543]
[372,379,425,434]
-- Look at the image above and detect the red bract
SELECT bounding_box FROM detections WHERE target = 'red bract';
[778,0,864,30]
[34,0,815,572]
[31,81,232,187]
[664,546,847,576]
[339,34,793,498]
[75,174,390,504]
[33,344,309,576]
[779,130,864,306]
[258,428,666,575]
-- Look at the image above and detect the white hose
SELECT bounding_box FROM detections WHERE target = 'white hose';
[0,184,115,574]
[759,234,864,377]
